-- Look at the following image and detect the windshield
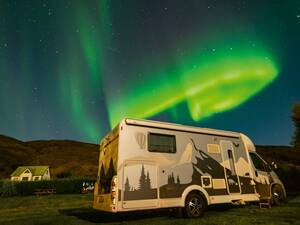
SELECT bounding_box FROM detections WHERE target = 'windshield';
[249,152,271,172]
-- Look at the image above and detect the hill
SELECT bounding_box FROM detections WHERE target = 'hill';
[0,134,299,184]
[256,145,300,167]
[0,135,99,179]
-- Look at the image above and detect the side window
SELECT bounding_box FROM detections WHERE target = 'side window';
[227,149,237,175]
[148,133,176,153]
[249,152,269,172]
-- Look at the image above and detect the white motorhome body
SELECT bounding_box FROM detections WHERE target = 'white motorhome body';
[93,118,286,216]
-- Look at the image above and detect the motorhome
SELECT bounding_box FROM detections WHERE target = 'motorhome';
[93,118,286,217]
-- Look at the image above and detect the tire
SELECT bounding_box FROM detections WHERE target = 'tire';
[271,185,285,206]
[184,193,206,218]
[169,207,183,218]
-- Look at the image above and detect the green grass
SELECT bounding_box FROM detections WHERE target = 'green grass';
[0,194,300,225]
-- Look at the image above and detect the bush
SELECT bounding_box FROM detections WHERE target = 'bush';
[0,180,3,195]
[1,180,17,197]
[56,171,73,179]
[276,165,300,192]
[0,178,96,197]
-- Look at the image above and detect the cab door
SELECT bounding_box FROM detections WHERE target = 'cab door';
[249,152,272,198]
[220,141,241,194]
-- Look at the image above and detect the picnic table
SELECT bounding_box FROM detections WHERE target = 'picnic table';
[34,188,56,196]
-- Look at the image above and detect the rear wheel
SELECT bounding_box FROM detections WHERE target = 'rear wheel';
[271,185,285,206]
[184,193,206,218]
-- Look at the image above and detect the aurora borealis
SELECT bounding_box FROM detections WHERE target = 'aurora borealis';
[109,42,278,126]
[0,1,299,145]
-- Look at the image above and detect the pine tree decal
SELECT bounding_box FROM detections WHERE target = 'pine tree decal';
[138,164,146,190]
[146,171,151,189]
[168,172,175,184]
[177,175,180,184]
[125,177,130,192]
[124,164,156,200]
[100,163,106,181]
[107,158,116,180]
[99,163,107,193]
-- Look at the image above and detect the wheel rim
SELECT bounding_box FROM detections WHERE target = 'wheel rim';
[273,192,279,200]
[272,187,283,205]
[188,197,203,217]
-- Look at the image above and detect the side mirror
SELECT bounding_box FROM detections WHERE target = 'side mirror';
[271,161,277,170]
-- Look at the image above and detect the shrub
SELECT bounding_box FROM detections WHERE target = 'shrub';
[276,165,300,192]
[0,179,3,195]
[56,171,73,179]
[0,178,96,197]
[1,180,17,197]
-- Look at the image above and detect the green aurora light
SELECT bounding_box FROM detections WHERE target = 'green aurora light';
[56,2,280,141]
[59,0,110,140]
[108,43,279,127]
[3,0,297,145]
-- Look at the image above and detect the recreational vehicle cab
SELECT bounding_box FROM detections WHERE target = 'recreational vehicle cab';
[93,118,286,217]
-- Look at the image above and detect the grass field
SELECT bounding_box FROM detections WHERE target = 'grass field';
[0,194,300,225]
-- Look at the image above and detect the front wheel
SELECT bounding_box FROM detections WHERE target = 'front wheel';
[271,185,286,206]
[184,193,206,218]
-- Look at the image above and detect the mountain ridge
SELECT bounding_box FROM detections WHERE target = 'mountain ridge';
[0,134,99,179]
[0,134,299,180]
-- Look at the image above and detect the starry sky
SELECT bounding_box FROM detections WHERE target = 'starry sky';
[0,0,299,145]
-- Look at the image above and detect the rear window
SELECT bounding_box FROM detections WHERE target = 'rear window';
[148,133,176,153]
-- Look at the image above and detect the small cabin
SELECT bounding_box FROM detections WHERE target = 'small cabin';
[10,166,51,181]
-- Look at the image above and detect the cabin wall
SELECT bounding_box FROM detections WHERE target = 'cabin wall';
[42,168,51,180]
[19,171,33,181]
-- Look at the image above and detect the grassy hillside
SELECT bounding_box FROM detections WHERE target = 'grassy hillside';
[256,145,300,168]
[0,135,99,179]
[0,134,299,189]
[256,145,300,191]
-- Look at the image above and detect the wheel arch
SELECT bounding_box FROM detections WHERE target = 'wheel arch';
[181,185,210,207]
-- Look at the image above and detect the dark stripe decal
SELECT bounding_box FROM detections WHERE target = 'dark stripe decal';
[126,123,239,139]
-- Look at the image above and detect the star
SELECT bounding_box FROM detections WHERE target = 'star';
[32,87,38,93]
[48,9,52,16]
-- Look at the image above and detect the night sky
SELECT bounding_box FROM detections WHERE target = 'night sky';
[0,0,299,145]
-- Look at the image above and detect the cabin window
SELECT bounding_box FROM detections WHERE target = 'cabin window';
[148,133,176,153]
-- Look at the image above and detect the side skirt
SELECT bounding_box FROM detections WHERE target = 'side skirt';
[209,194,260,204]
[116,194,260,212]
